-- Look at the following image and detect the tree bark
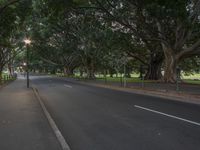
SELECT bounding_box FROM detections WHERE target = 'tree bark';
[163,49,178,83]
[144,56,163,80]
[86,63,95,79]
[79,69,83,77]
[109,69,115,78]
[0,68,3,84]
[145,64,162,80]
[87,68,95,79]
[63,66,74,76]
[8,63,14,76]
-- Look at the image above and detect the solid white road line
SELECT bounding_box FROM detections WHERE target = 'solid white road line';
[33,88,71,150]
[134,105,200,127]
[64,84,72,88]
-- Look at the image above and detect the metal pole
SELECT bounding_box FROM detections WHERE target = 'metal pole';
[124,63,126,87]
[176,78,179,92]
[26,45,29,88]
[120,73,123,87]
[142,75,144,88]
[104,70,107,84]
[176,67,180,92]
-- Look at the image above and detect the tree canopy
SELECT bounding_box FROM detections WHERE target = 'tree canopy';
[1,0,200,82]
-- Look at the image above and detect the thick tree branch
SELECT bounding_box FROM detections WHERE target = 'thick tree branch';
[177,39,200,59]
[127,52,148,65]
[0,0,20,15]
[40,57,61,66]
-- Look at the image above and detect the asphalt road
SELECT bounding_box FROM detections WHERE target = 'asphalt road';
[31,76,200,150]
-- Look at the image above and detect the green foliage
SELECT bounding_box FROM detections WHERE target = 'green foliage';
[0,0,32,77]
[1,0,200,81]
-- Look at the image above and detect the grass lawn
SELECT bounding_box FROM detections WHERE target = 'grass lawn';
[73,73,148,83]
[95,77,154,83]
[183,79,200,84]
[1,72,16,85]
[65,72,200,85]
[182,73,200,84]
[96,77,200,85]
[182,73,200,79]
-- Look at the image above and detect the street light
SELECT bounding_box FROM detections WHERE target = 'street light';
[24,39,31,45]
[24,38,31,88]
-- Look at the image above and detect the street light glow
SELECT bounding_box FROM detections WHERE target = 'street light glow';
[23,38,31,88]
[24,39,31,45]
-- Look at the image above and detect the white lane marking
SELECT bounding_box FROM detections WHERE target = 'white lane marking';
[64,84,72,88]
[32,88,71,150]
[134,105,200,127]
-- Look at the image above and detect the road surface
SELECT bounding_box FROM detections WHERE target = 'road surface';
[31,75,200,150]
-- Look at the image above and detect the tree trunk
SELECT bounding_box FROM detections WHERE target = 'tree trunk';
[80,69,83,77]
[64,66,74,76]
[0,67,3,84]
[87,68,95,79]
[8,64,14,77]
[125,67,131,78]
[0,71,2,84]
[86,63,95,79]
[109,69,115,78]
[163,52,178,83]
[145,58,163,80]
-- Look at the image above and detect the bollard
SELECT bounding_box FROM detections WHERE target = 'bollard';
[142,76,144,88]
[120,74,123,87]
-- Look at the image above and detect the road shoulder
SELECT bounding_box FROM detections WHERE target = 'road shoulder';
[64,78,200,105]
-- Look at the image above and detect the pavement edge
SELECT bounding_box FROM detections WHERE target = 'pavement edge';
[89,83,200,105]
[65,79,200,106]
[32,87,71,150]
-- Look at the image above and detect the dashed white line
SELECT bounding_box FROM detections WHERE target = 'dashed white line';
[134,105,200,127]
[64,84,72,88]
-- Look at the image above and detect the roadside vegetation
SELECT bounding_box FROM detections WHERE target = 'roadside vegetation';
[57,72,200,85]
[0,0,200,85]
[0,72,16,85]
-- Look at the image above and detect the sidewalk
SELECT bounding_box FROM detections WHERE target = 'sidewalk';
[0,79,62,150]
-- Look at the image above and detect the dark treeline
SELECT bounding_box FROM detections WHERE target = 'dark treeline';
[1,0,200,82]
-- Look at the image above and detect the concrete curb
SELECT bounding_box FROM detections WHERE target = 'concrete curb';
[70,80,200,106]
[32,87,71,150]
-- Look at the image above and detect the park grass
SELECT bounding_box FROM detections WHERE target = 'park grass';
[182,73,200,85]
[74,73,156,83]
[0,72,16,85]
[95,77,154,83]
[61,72,200,85]
[183,79,200,84]
[96,77,200,85]
[182,73,200,79]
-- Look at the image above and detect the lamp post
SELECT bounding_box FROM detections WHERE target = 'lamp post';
[123,62,126,87]
[24,39,31,88]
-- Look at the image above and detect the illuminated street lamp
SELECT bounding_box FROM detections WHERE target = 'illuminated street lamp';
[24,39,31,45]
[24,38,31,88]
